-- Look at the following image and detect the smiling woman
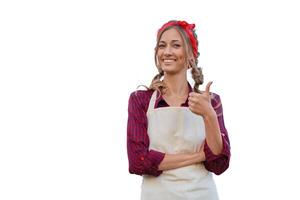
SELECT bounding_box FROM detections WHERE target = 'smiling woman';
[156,29,186,75]
[127,20,231,200]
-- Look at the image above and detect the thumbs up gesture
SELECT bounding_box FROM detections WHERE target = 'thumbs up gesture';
[188,81,215,117]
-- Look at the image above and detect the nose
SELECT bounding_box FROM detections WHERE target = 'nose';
[163,46,172,56]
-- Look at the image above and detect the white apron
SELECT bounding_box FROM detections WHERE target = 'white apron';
[141,91,219,200]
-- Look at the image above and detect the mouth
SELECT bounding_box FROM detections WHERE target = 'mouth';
[162,58,177,64]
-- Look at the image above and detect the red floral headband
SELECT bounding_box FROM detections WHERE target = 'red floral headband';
[157,20,199,58]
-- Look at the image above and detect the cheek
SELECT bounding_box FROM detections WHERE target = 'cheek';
[156,51,163,59]
[178,55,186,64]
[177,50,186,63]
[155,53,161,63]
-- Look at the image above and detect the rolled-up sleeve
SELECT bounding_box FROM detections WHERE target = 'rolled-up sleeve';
[203,93,231,175]
[127,92,165,177]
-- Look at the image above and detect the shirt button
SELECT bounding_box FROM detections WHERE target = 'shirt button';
[140,156,145,161]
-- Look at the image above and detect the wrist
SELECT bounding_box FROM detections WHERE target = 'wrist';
[203,108,217,121]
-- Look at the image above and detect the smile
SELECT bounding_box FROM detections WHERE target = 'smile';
[163,59,176,64]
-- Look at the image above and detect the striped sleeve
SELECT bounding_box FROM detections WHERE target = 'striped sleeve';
[203,93,231,175]
[127,91,165,177]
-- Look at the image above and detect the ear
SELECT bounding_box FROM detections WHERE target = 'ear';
[188,58,195,69]
[186,61,191,69]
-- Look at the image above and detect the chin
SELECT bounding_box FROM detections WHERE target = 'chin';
[162,65,185,75]
[162,67,176,74]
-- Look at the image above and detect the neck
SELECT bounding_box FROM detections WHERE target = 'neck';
[163,73,189,97]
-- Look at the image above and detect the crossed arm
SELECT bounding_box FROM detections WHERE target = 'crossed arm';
[158,143,205,171]
[127,91,230,177]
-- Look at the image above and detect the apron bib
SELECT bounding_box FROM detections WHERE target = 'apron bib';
[141,91,219,200]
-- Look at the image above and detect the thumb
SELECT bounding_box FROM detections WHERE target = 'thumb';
[205,81,213,95]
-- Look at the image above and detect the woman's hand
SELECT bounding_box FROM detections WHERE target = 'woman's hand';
[188,81,215,118]
[158,142,207,171]
[195,141,206,162]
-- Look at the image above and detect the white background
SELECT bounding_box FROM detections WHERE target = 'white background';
[1,0,300,199]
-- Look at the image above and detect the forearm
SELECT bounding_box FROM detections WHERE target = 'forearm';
[203,110,223,155]
[158,151,205,171]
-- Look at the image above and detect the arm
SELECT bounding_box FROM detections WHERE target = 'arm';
[203,111,223,155]
[203,93,231,175]
[127,91,164,177]
[158,144,205,171]
[127,91,204,176]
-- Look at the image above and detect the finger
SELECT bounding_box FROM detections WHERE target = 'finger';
[188,100,195,107]
[188,96,197,103]
[196,144,202,152]
[189,92,198,97]
[200,142,205,151]
[205,81,213,94]
[188,101,196,110]
[196,141,205,152]
[197,141,205,154]
[188,106,195,114]
[189,93,202,102]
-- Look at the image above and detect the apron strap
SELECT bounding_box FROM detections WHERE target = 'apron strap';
[147,90,157,114]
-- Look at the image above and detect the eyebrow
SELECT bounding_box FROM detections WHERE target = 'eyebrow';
[159,40,181,43]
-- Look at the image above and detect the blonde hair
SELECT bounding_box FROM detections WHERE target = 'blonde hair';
[149,25,203,95]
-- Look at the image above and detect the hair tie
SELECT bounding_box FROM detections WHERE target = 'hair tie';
[157,20,199,58]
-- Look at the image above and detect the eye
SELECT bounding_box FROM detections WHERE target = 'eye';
[173,44,181,48]
[158,44,165,48]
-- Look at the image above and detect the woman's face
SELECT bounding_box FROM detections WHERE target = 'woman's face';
[156,28,187,75]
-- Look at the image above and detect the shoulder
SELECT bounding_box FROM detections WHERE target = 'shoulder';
[128,89,155,111]
[129,89,154,101]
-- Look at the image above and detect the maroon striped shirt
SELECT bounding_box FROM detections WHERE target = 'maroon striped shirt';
[127,84,230,176]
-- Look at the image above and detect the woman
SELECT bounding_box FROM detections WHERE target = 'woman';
[127,20,230,200]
